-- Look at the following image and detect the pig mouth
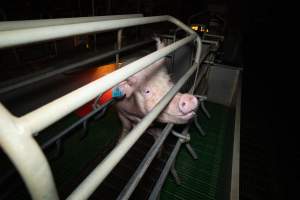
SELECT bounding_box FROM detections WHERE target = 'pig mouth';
[161,111,196,121]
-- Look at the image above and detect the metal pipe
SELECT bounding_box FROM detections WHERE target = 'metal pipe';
[0,14,143,31]
[230,76,241,200]
[148,125,191,200]
[0,15,198,50]
[0,105,58,200]
[67,37,201,199]
[116,29,123,67]
[0,16,166,49]
[116,123,174,200]
[203,33,224,40]
[42,99,114,149]
[202,39,219,46]
[0,92,112,196]
[0,39,154,94]
[17,35,196,135]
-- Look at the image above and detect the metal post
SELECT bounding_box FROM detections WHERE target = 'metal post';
[230,77,241,200]
[116,29,123,67]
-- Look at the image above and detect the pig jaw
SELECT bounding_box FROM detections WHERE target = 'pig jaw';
[156,93,199,124]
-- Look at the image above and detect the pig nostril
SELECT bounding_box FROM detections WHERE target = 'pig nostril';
[181,102,186,107]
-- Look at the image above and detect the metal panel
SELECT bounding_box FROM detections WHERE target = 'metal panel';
[230,75,241,200]
[207,64,241,106]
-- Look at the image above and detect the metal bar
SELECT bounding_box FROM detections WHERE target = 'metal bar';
[185,143,198,159]
[0,105,58,200]
[67,40,201,200]
[116,29,123,66]
[203,33,224,40]
[0,14,143,31]
[170,162,181,184]
[0,39,154,94]
[148,125,191,200]
[16,35,197,136]
[0,99,114,187]
[230,76,241,200]
[42,99,114,149]
[0,15,167,49]
[202,39,219,46]
[116,123,174,200]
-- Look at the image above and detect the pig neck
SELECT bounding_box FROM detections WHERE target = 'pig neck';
[117,93,145,122]
[146,67,173,91]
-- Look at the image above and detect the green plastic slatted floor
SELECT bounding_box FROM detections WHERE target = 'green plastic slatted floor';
[160,102,235,200]
[0,102,234,200]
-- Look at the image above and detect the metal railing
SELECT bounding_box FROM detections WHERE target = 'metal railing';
[0,14,202,200]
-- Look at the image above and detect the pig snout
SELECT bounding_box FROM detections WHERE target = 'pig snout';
[178,94,198,114]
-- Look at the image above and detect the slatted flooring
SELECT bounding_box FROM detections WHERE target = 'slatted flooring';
[0,102,235,200]
[160,103,235,200]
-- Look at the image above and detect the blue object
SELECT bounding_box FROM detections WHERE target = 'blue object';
[112,87,124,98]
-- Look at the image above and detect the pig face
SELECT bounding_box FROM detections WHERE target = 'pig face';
[119,67,198,124]
[117,37,198,125]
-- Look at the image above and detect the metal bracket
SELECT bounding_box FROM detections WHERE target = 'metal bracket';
[172,130,198,159]
[194,116,206,136]
[195,95,211,119]
[193,95,211,136]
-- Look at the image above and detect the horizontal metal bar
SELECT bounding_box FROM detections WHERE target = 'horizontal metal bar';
[203,33,225,40]
[0,39,154,94]
[16,35,196,135]
[0,99,114,190]
[0,104,58,200]
[42,99,114,149]
[0,15,168,49]
[67,54,201,200]
[202,39,219,46]
[0,14,143,31]
[148,125,191,200]
[117,123,174,200]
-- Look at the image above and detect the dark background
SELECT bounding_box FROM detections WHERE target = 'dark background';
[1,1,291,200]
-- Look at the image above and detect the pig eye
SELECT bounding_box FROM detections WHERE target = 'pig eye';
[144,89,151,95]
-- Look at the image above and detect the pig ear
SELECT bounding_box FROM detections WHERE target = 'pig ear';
[153,37,165,49]
[118,76,137,98]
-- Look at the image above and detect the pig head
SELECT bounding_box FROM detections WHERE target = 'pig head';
[115,38,198,138]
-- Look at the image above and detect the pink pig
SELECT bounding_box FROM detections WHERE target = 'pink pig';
[116,38,198,140]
